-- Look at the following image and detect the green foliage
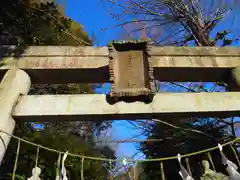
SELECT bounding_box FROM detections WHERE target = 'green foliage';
[0,0,91,45]
[139,120,238,180]
[212,30,234,46]
[0,0,111,133]
[54,84,94,94]
[0,123,116,179]
[0,1,114,179]
[0,0,94,95]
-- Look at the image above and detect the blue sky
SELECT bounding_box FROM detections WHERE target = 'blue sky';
[94,84,146,160]
[65,0,146,159]
[56,0,240,160]
[65,0,121,46]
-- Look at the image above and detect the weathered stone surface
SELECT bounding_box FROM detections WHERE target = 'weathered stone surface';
[0,69,31,164]
[12,92,240,121]
[200,160,229,180]
[1,46,240,84]
[228,67,240,91]
[108,41,154,102]
[2,45,240,57]
[0,45,108,57]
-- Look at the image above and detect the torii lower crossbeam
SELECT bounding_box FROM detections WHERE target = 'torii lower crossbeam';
[13,93,240,121]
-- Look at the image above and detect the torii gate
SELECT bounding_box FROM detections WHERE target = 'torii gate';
[0,41,240,165]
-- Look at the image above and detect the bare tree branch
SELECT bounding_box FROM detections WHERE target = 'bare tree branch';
[151,119,217,141]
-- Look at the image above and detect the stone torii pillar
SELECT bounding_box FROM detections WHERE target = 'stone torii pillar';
[0,69,31,165]
[229,67,240,91]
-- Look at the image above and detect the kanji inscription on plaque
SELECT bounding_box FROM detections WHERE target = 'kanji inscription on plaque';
[108,40,155,103]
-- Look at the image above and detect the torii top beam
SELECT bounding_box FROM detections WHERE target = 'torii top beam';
[0,46,240,84]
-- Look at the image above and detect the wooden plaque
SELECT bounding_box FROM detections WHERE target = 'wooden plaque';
[108,40,155,103]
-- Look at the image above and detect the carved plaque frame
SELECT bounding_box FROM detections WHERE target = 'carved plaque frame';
[108,40,155,103]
